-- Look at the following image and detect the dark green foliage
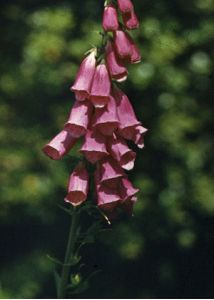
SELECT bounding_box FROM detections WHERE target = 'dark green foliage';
[0,0,214,298]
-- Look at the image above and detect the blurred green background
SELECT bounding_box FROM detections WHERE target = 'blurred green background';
[0,0,214,298]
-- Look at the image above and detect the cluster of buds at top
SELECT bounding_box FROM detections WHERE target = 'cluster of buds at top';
[43,0,147,220]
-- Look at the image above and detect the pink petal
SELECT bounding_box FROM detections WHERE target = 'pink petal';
[98,157,125,188]
[93,95,119,136]
[122,125,147,147]
[94,166,121,212]
[102,4,119,32]
[64,100,93,138]
[117,0,133,13]
[113,88,140,139]
[108,134,136,170]
[90,64,111,108]
[134,125,148,148]
[105,41,128,82]
[122,9,139,30]
[65,163,89,206]
[119,177,139,200]
[42,130,77,160]
[127,35,141,64]
[80,128,108,164]
[71,51,96,100]
[118,177,139,216]
[113,30,133,60]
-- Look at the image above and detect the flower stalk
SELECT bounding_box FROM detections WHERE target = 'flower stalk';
[43,0,146,297]
[57,208,79,299]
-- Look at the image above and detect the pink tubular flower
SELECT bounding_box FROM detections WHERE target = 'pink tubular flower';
[42,0,146,220]
[119,177,139,200]
[65,163,89,206]
[122,124,147,147]
[105,41,128,82]
[113,88,140,138]
[118,178,139,216]
[117,0,133,13]
[90,63,111,108]
[114,30,133,60]
[102,4,119,32]
[129,37,141,64]
[42,130,77,160]
[98,157,125,188]
[80,128,108,164]
[64,100,93,138]
[122,9,139,30]
[108,134,136,170]
[93,95,119,136]
[97,185,121,212]
[133,125,147,148]
[70,51,96,101]
[95,169,121,212]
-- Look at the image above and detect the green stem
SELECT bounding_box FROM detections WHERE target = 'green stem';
[58,207,79,299]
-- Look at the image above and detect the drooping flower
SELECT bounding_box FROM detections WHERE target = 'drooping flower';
[93,95,119,136]
[117,0,133,13]
[90,63,111,108]
[113,30,133,60]
[114,88,147,144]
[80,128,108,163]
[65,163,89,206]
[133,125,147,148]
[105,41,128,82]
[97,157,125,189]
[43,0,146,220]
[43,130,77,160]
[119,177,139,200]
[70,51,96,101]
[122,9,139,30]
[95,168,121,212]
[64,100,93,138]
[108,134,136,170]
[113,87,140,138]
[128,35,141,64]
[102,4,119,32]
[110,178,139,216]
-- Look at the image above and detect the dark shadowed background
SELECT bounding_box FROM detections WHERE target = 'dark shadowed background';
[0,0,214,298]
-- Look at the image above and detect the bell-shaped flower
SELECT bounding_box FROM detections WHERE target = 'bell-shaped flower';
[64,163,89,206]
[128,36,141,64]
[43,130,77,160]
[130,46,141,64]
[119,177,139,200]
[97,157,125,189]
[93,95,119,136]
[119,177,139,215]
[117,0,133,13]
[133,125,147,148]
[108,134,136,170]
[113,88,140,139]
[102,4,119,32]
[64,100,93,138]
[80,128,108,164]
[122,9,139,30]
[95,168,121,212]
[70,51,96,101]
[105,41,128,82]
[90,63,111,108]
[113,30,133,60]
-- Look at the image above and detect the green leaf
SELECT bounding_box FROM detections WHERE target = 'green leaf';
[46,254,63,266]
